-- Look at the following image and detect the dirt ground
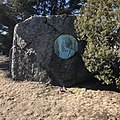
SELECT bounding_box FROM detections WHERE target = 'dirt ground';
[0,56,120,120]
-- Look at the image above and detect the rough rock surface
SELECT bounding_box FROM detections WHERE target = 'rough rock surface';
[11,15,76,82]
[11,15,91,86]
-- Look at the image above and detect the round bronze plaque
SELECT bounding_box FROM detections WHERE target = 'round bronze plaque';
[54,34,78,59]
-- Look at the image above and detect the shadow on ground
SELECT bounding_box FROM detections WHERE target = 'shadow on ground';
[0,55,119,93]
[0,59,9,70]
[74,78,120,93]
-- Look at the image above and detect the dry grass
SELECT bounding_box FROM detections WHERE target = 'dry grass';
[0,56,120,120]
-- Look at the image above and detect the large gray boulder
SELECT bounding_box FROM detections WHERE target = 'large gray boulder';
[11,14,92,86]
[11,15,76,82]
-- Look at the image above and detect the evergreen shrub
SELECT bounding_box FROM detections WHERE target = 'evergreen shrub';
[75,0,120,89]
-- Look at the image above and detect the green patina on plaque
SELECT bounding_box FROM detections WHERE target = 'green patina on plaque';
[54,35,78,59]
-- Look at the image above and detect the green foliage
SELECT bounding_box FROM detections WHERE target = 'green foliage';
[13,0,35,18]
[0,3,16,55]
[13,0,86,17]
[75,0,120,89]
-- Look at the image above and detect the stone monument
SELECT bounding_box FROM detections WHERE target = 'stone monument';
[11,14,92,87]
